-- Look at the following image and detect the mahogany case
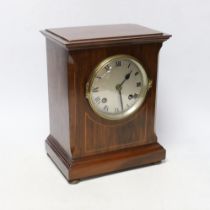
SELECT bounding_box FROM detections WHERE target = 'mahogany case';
[41,24,171,182]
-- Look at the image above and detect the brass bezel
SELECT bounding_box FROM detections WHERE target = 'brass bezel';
[86,54,152,121]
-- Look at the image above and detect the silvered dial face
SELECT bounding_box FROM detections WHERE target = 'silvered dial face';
[87,55,149,120]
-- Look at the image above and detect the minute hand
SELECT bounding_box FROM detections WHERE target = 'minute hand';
[119,88,123,111]
[120,71,132,87]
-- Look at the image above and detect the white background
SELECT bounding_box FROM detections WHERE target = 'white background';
[0,0,210,209]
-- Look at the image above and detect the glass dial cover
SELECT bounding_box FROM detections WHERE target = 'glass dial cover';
[86,55,150,120]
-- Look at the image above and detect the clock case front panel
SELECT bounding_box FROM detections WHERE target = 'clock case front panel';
[69,44,160,157]
[42,25,170,182]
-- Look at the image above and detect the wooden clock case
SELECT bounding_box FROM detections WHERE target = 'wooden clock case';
[41,24,171,182]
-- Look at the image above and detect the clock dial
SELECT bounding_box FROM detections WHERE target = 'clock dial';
[86,55,151,120]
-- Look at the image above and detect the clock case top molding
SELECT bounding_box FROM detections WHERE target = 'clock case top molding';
[41,24,171,182]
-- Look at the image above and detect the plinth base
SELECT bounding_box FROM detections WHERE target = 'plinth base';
[45,135,166,182]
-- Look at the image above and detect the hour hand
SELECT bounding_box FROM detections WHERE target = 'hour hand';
[125,70,132,80]
[120,71,132,86]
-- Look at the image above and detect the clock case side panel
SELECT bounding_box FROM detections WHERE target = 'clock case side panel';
[69,43,163,159]
[45,39,72,173]
[144,43,163,144]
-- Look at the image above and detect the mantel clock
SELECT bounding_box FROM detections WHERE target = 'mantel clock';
[41,24,171,182]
